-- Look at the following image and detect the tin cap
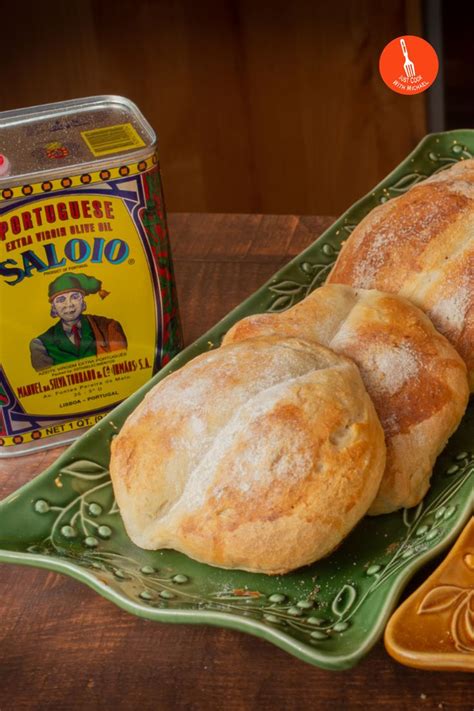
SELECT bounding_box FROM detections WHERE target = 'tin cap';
[0,154,10,176]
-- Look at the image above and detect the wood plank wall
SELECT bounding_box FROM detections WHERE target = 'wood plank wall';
[0,0,426,214]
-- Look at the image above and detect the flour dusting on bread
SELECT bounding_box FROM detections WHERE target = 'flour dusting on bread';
[429,281,470,333]
[365,344,419,395]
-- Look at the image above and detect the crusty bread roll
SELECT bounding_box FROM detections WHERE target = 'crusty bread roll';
[327,158,474,390]
[223,285,469,514]
[110,336,385,574]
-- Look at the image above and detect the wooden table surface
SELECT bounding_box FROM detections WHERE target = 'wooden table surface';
[0,214,472,710]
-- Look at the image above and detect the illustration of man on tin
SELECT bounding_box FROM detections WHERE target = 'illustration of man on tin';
[30,272,127,372]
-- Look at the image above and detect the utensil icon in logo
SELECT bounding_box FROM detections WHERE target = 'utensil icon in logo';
[400,38,416,78]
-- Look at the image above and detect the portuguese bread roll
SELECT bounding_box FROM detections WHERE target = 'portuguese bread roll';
[110,336,385,574]
[223,285,469,514]
[327,158,474,390]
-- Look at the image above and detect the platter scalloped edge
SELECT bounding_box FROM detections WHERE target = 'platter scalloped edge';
[0,129,473,671]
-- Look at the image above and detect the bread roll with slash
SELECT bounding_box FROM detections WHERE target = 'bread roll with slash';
[223,285,469,515]
[110,336,385,574]
[327,158,474,390]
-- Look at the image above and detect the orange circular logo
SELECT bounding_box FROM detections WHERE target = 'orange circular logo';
[379,36,438,95]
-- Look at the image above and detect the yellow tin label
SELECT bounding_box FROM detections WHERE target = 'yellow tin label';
[0,160,182,451]
[81,123,146,157]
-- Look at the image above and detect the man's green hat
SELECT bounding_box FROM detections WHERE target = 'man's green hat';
[48,273,109,301]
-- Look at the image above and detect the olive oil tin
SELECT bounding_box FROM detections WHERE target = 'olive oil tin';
[0,96,182,456]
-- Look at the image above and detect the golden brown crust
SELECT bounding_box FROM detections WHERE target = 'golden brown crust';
[327,158,474,389]
[110,336,385,574]
[223,285,469,514]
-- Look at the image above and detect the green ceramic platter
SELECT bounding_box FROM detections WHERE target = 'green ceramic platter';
[1,130,473,671]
